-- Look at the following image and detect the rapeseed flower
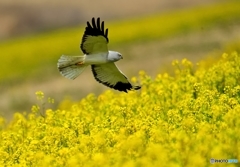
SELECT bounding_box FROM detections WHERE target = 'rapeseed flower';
[0,52,240,166]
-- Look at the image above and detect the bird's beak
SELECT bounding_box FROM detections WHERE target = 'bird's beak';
[121,55,123,59]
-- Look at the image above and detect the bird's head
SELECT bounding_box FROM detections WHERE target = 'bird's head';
[107,51,123,62]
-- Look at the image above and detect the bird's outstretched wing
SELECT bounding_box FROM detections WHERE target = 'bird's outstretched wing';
[91,63,141,92]
[81,17,109,55]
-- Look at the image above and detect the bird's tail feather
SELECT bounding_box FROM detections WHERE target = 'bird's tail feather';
[57,55,87,80]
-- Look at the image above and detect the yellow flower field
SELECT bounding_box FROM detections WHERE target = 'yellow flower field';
[0,52,240,167]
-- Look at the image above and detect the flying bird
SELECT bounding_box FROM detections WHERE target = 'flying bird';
[57,17,141,92]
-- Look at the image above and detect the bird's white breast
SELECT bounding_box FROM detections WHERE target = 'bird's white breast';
[84,52,109,64]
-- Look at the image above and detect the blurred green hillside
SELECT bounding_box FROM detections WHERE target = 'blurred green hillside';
[1,0,240,82]
[0,0,240,116]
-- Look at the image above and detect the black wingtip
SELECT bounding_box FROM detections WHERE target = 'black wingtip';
[114,82,133,93]
[107,82,141,93]
[133,86,141,90]
[85,17,108,41]
[81,17,109,54]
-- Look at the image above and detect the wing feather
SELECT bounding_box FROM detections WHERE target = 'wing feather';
[92,18,97,29]
[105,29,108,38]
[101,21,104,33]
[97,18,101,30]
[91,63,140,92]
[81,17,109,55]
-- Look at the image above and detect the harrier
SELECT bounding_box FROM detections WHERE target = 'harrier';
[57,17,140,92]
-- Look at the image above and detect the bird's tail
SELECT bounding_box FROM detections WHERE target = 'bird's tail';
[57,55,87,80]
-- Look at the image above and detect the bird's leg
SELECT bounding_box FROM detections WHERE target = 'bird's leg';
[76,61,84,65]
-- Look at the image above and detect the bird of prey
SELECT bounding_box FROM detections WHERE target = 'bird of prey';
[57,17,141,92]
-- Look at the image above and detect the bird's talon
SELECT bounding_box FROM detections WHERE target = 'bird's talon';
[76,62,83,65]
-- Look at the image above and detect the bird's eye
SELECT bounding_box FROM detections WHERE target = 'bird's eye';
[118,54,123,59]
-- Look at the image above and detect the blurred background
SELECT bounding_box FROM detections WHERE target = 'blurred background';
[1,0,240,119]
